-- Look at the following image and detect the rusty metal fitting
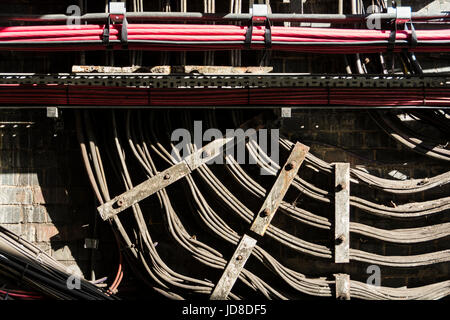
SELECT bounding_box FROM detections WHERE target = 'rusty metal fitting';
[285,161,296,171]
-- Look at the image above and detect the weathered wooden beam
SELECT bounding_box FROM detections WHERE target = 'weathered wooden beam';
[210,234,257,300]
[334,273,351,300]
[72,65,273,74]
[210,141,308,299]
[97,137,232,220]
[97,162,191,220]
[250,142,309,236]
[334,162,350,263]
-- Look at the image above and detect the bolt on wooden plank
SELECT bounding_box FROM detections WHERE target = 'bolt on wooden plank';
[250,142,309,236]
[334,162,350,263]
[210,234,257,300]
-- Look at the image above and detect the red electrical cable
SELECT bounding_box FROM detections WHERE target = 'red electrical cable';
[0,85,448,107]
[0,23,449,53]
[107,232,124,295]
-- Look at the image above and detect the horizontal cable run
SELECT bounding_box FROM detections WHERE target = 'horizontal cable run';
[1,24,450,53]
[0,85,449,108]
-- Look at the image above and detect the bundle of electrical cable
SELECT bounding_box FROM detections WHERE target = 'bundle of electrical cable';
[75,108,450,300]
[0,225,115,300]
[1,23,450,53]
[0,86,449,107]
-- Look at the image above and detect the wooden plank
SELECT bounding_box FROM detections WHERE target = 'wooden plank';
[97,114,267,220]
[250,142,309,236]
[72,65,273,74]
[210,234,257,300]
[334,162,350,263]
[334,273,350,300]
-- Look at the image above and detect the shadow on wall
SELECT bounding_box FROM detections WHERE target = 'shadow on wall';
[0,109,116,281]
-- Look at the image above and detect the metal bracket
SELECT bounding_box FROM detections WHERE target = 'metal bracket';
[334,273,350,300]
[110,2,126,14]
[250,142,309,236]
[387,6,412,24]
[251,4,269,21]
[334,163,350,263]
[210,141,308,299]
[210,234,257,300]
[281,107,291,118]
[46,107,59,118]
[109,2,128,47]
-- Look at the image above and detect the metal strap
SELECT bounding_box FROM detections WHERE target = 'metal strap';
[334,162,350,263]
[102,15,111,46]
[244,19,253,49]
[264,18,272,49]
[334,273,350,300]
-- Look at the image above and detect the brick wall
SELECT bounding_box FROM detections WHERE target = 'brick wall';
[0,110,116,279]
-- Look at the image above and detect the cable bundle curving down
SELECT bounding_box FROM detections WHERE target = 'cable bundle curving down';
[0,85,449,107]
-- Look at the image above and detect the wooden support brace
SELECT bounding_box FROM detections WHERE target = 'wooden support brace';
[97,114,265,220]
[334,273,350,300]
[210,234,257,300]
[210,141,308,300]
[72,65,273,74]
[334,162,350,263]
[250,142,309,236]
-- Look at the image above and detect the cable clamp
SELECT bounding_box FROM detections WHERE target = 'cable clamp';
[246,4,272,49]
[106,2,128,48]
[404,21,417,49]
[102,15,111,46]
